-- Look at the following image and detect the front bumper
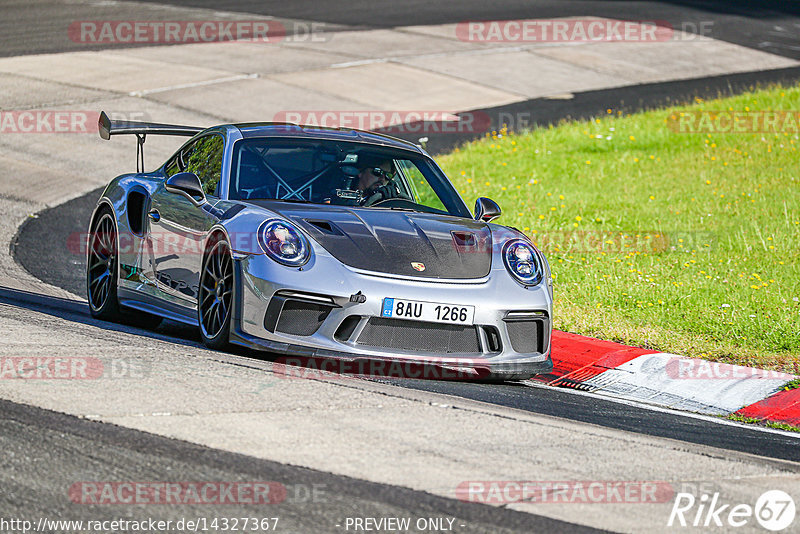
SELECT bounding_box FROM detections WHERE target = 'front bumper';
[230,253,553,381]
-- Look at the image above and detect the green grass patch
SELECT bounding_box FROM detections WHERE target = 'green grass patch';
[784,378,800,390]
[727,414,800,433]
[438,84,800,370]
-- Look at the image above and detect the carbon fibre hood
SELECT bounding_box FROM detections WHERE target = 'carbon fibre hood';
[250,202,492,279]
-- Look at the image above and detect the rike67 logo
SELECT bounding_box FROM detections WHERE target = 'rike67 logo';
[668,490,795,531]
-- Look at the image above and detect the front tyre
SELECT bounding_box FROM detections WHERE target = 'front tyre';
[198,237,234,350]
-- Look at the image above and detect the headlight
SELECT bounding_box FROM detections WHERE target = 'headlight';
[503,239,542,284]
[257,219,309,266]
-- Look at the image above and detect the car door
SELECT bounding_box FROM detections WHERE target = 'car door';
[149,134,224,307]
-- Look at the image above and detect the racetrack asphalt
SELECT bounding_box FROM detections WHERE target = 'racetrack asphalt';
[5,2,800,529]
[13,4,800,460]
[383,66,800,155]
[14,57,800,297]
[3,0,799,59]
[12,185,800,463]
[0,397,602,534]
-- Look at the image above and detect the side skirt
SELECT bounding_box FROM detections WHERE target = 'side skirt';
[118,286,198,326]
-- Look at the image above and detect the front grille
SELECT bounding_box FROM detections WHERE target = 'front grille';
[505,320,545,353]
[274,300,331,336]
[356,317,481,354]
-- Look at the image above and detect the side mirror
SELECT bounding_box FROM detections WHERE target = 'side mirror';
[166,172,205,204]
[474,197,501,222]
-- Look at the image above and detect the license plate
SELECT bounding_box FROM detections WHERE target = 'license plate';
[381,298,475,325]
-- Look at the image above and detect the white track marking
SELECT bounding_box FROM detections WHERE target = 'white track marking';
[522,380,800,439]
[129,73,259,97]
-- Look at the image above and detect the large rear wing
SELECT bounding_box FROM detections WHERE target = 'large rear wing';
[98,111,203,140]
[98,111,205,171]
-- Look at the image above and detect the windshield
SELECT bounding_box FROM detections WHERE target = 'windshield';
[229,138,471,217]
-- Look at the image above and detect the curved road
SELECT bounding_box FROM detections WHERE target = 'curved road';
[13,185,800,463]
[12,0,800,462]
[1,397,597,533]
[4,2,800,531]
[2,0,799,59]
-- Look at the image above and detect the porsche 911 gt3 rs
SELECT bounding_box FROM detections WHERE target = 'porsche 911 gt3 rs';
[87,112,553,380]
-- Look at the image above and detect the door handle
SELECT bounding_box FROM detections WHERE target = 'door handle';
[148,209,160,222]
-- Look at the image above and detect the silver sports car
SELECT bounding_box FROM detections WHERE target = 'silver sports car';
[87,112,553,380]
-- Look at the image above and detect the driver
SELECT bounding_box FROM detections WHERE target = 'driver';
[356,160,406,206]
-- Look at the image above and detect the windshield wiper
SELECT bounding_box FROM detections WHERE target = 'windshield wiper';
[378,206,418,212]
[244,197,314,203]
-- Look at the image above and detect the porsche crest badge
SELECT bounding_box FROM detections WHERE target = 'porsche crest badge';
[411,262,426,272]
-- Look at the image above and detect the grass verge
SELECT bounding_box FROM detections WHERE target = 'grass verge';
[438,84,800,371]
[783,378,800,390]
[727,414,800,433]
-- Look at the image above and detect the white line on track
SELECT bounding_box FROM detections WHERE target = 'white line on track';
[330,58,389,68]
[522,380,800,439]
[129,73,259,97]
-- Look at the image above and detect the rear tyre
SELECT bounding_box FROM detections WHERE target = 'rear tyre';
[87,209,122,321]
[86,207,162,329]
[198,237,234,350]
